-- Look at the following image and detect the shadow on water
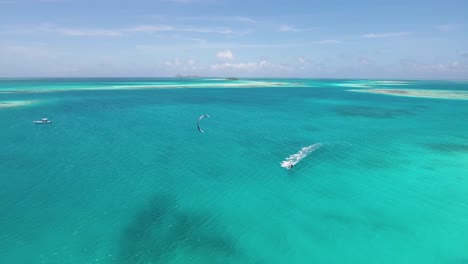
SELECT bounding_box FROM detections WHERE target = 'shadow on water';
[333,106,413,118]
[356,152,410,170]
[318,209,409,235]
[302,125,321,132]
[118,194,242,264]
[424,143,468,153]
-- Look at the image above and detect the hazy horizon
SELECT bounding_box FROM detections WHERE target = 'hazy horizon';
[1,0,467,79]
[1,76,467,81]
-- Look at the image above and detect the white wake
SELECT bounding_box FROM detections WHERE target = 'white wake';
[281,143,323,169]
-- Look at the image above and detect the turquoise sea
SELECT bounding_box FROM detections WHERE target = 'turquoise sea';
[1,78,468,264]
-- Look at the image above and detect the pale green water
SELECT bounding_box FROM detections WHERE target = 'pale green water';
[1,78,468,263]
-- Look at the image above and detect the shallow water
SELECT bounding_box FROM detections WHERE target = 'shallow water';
[1,78,468,263]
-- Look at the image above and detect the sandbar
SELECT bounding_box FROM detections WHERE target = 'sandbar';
[334,80,411,89]
[0,100,38,108]
[0,80,302,94]
[348,89,468,100]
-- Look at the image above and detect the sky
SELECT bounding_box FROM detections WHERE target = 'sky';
[0,0,467,79]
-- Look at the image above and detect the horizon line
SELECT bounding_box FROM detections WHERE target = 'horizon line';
[1,76,467,81]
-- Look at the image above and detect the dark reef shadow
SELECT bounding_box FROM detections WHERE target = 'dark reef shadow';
[117,194,242,264]
[424,143,468,153]
[357,154,408,170]
[302,125,321,132]
[319,209,408,235]
[333,106,413,118]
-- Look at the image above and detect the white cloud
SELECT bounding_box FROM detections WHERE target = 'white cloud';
[358,56,374,65]
[53,27,123,37]
[435,24,458,32]
[128,25,174,33]
[260,60,291,71]
[164,58,183,66]
[216,50,234,60]
[129,24,235,34]
[211,62,257,70]
[133,40,307,53]
[318,39,341,44]
[202,42,305,49]
[179,16,256,23]
[163,58,198,67]
[211,59,291,72]
[0,44,61,59]
[34,24,235,37]
[180,27,232,34]
[298,57,310,65]
[400,59,467,74]
[278,25,314,32]
[278,25,294,32]
[162,58,204,73]
[361,32,410,38]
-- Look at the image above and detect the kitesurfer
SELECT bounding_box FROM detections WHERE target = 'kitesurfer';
[197,114,211,132]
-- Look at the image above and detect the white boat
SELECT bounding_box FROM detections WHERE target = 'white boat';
[33,118,52,124]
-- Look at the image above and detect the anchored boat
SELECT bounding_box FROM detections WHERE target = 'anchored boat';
[33,118,52,124]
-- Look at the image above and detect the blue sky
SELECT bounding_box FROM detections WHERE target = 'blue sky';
[0,0,467,78]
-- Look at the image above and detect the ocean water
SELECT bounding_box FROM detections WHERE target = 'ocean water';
[1,78,468,264]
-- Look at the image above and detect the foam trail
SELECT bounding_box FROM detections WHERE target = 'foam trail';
[281,143,323,169]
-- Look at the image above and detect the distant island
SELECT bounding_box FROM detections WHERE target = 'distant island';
[226,77,239,80]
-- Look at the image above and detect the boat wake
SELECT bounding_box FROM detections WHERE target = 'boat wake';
[281,143,323,170]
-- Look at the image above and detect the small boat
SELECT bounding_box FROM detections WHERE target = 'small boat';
[33,118,52,124]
